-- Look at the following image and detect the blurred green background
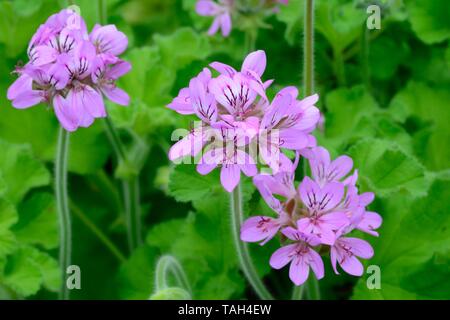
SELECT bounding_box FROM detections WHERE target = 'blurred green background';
[0,0,449,299]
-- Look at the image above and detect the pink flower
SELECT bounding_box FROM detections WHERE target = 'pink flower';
[90,24,128,56]
[7,9,131,132]
[196,0,232,37]
[297,177,349,245]
[259,87,319,172]
[210,50,269,100]
[306,147,353,187]
[196,128,257,192]
[331,237,374,276]
[270,226,324,286]
[252,153,298,213]
[240,213,290,245]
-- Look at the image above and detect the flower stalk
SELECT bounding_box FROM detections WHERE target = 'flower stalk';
[230,184,273,300]
[154,255,191,294]
[55,127,71,300]
[299,0,321,301]
[98,0,142,253]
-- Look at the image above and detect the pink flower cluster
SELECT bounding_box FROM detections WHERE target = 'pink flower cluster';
[241,148,382,285]
[7,8,131,132]
[167,50,319,192]
[195,0,289,37]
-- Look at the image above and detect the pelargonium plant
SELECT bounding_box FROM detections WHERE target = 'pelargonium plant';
[7,8,130,132]
[195,0,289,37]
[6,7,133,300]
[241,147,382,285]
[168,50,318,192]
[167,49,381,292]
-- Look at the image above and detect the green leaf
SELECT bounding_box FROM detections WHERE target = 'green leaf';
[115,246,158,299]
[153,28,212,70]
[68,122,112,175]
[348,138,429,198]
[277,0,303,45]
[1,246,59,297]
[369,35,410,80]
[353,178,450,299]
[0,140,50,204]
[1,247,42,297]
[13,193,58,250]
[0,199,18,259]
[324,85,379,141]
[315,0,366,51]
[389,81,450,171]
[406,0,450,44]
[168,164,222,203]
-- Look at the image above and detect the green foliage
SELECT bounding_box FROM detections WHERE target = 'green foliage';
[406,0,450,44]
[389,81,450,171]
[348,138,429,198]
[0,140,50,204]
[353,178,450,299]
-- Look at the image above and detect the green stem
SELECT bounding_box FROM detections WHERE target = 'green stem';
[154,255,191,294]
[99,1,142,253]
[303,0,315,97]
[301,0,321,300]
[55,127,71,300]
[291,284,305,300]
[97,0,107,24]
[70,201,126,263]
[103,116,127,161]
[230,184,273,300]
[305,274,321,300]
[122,178,142,252]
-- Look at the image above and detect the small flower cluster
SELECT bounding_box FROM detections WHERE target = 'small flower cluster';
[195,0,289,37]
[7,8,131,132]
[167,50,319,192]
[241,148,382,285]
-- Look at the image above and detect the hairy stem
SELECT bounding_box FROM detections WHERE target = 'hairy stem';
[55,127,71,300]
[99,1,142,253]
[154,255,191,295]
[122,178,143,251]
[303,0,315,97]
[300,0,321,300]
[230,184,274,300]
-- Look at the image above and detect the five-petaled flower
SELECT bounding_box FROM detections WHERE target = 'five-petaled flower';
[7,9,131,132]
[167,50,320,192]
[241,146,382,286]
[194,0,289,37]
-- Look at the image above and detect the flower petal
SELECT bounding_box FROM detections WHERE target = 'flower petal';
[240,216,279,244]
[242,50,266,77]
[289,255,310,286]
[220,164,241,192]
[269,244,297,269]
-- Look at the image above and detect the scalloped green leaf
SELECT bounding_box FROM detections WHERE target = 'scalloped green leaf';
[353,178,450,299]
[348,138,429,198]
[0,140,50,204]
